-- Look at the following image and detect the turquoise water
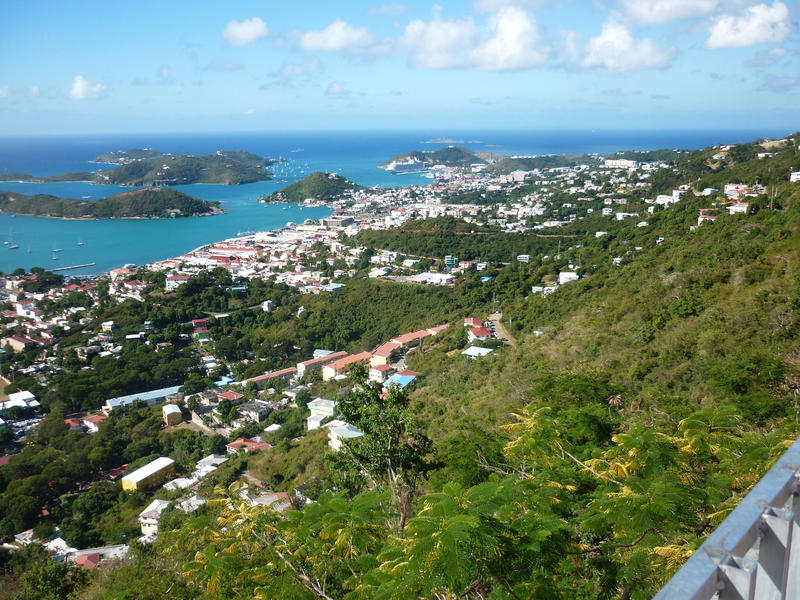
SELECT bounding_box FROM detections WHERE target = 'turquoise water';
[0,128,791,276]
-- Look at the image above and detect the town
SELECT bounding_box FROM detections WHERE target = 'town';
[1,133,799,575]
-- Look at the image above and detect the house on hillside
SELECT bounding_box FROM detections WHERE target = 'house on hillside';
[467,327,492,343]
[307,398,336,430]
[138,499,171,537]
[370,341,401,367]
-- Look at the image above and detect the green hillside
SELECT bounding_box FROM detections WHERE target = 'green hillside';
[262,171,365,203]
[380,145,486,168]
[1,150,276,187]
[0,187,221,219]
[2,133,800,600]
[484,153,597,173]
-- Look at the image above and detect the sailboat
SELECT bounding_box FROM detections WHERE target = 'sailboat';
[7,228,19,249]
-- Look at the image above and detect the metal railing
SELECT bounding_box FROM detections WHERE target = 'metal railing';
[654,436,800,600]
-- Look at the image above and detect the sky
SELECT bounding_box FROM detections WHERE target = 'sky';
[1,0,799,134]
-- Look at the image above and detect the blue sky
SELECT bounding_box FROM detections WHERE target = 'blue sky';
[1,0,799,134]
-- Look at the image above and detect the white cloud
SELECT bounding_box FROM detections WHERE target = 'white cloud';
[400,6,550,71]
[583,22,676,71]
[620,0,718,24]
[28,86,40,98]
[0,85,10,98]
[69,75,106,100]
[222,17,269,47]
[707,2,793,48]
[325,82,350,98]
[159,65,171,82]
[301,19,376,52]
[401,14,479,68]
[469,7,550,70]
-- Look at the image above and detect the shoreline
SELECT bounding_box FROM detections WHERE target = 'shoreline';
[0,207,226,221]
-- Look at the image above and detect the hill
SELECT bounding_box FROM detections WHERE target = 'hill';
[380,145,486,168]
[262,171,365,203]
[483,153,596,174]
[1,149,277,187]
[0,187,221,219]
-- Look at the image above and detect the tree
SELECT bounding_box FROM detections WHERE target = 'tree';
[12,559,89,600]
[330,365,436,529]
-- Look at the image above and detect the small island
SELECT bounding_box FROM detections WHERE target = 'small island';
[0,149,278,187]
[0,188,222,220]
[261,171,365,204]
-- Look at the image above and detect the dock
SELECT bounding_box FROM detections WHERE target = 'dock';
[51,262,96,272]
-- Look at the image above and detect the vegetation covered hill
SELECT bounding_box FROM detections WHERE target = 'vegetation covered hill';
[1,150,276,186]
[484,153,597,173]
[0,188,221,219]
[380,145,486,168]
[262,171,365,203]
[2,132,800,600]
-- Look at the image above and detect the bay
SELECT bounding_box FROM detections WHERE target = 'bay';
[0,128,790,276]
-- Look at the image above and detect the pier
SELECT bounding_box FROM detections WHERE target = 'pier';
[50,262,96,272]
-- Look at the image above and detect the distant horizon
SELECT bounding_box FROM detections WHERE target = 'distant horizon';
[1,125,797,139]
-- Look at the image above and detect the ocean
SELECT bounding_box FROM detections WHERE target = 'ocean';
[0,128,791,276]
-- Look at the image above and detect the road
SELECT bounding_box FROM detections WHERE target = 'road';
[489,312,517,346]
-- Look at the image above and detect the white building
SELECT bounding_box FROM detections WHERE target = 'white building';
[558,272,579,285]
[138,499,171,537]
[307,398,336,430]
[1,390,40,411]
[790,172,800,183]
[327,420,364,451]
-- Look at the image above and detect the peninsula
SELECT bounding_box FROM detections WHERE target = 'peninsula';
[0,187,222,219]
[380,146,487,169]
[261,171,365,204]
[0,149,277,187]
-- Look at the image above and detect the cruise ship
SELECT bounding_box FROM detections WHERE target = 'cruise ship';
[384,157,429,174]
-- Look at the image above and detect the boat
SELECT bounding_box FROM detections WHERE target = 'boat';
[52,254,58,261]
[7,228,19,249]
[77,240,85,246]
[384,157,429,174]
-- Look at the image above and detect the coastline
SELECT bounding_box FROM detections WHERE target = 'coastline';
[0,207,226,221]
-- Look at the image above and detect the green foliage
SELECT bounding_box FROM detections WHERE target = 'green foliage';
[0,188,219,220]
[93,149,275,186]
[265,171,364,203]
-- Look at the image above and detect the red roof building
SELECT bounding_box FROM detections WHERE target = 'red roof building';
[226,437,271,454]
[75,553,102,569]
[218,391,244,403]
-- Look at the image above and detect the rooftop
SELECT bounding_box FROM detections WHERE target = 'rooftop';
[122,457,175,485]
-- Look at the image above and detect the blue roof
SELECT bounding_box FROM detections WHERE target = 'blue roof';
[322,283,346,291]
[106,385,182,410]
[384,374,416,389]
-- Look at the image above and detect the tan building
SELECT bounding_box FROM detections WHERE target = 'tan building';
[162,404,182,426]
[322,352,372,381]
[121,457,175,492]
[2,335,38,353]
